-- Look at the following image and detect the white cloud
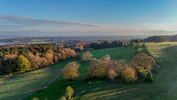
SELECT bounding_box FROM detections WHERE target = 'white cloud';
[0,14,102,27]
[0,14,177,36]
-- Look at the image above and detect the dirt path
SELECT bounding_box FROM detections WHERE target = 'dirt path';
[15,67,63,100]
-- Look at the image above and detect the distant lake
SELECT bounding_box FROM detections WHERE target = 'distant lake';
[0,37,13,39]
[0,37,14,45]
[0,43,14,45]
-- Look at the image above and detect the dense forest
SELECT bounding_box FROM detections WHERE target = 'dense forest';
[144,35,177,42]
[0,44,82,74]
[90,40,127,49]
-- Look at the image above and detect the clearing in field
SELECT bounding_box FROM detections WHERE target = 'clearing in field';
[0,67,62,100]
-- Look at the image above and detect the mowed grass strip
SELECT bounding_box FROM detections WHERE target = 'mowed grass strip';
[24,44,149,100]
[0,67,62,100]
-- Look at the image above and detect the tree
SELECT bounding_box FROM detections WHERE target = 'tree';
[64,48,70,58]
[27,53,41,69]
[108,69,117,82]
[54,55,58,63]
[18,55,31,72]
[102,54,111,61]
[60,96,67,100]
[65,86,74,100]
[114,59,127,76]
[121,67,137,82]
[62,62,80,80]
[136,66,149,80]
[81,51,93,62]
[0,55,18,74]
[87,59,108,78]
[45,53,54,65]
[41,57,49,67]
[57,53,62,60]
[69,50,77,58]
[133,53,156,70]
[61,50,67,60]
[145,71,153,82]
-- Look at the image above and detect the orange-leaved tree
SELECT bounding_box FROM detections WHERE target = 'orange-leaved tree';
[133,53,156,70]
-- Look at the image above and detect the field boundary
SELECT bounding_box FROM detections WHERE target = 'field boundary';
[145,43,165,73]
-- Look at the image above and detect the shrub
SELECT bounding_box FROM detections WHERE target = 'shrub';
[145,71,153,82]
[33,97,39,100]
[89,81,91,85]
[143,43,146,48]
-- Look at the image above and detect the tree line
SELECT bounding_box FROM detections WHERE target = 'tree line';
[130,34,177,43]
[89,40,124,49]
[62,51,155,83]
[0,44,79,74]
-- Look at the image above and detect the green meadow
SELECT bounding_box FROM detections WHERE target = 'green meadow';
[24,44,149,100]
[0,67,62,100]
[2,42,177,100]
[76,42,177,100]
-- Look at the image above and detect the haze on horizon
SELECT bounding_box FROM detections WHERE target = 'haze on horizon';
[0,0,177,37]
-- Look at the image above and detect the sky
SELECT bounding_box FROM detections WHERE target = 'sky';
[0,0,177,37]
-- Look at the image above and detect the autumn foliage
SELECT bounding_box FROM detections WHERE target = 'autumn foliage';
[60,86,74,100]
[81,51,93,62]
[62,61,80,80]
[121,67,137,82]
[86,53,155,82]
[0,47,78,74]
[108,69,117,82]
[87,59,108,78]
[65,86,74,100]
[133,53,156,70]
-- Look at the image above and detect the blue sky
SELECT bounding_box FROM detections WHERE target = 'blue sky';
[0,0,177,36]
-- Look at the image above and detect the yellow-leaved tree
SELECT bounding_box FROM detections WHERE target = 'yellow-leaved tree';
[62,61,80,80]
[18,55,31,72]
[121,67,137,82]
[87,59,108,78]
[65,86,74,100]
[108,69,117,82]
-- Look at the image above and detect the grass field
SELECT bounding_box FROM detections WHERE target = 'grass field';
[76,42,177,100]
[0,67,62,100]
[24,44,150,100]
